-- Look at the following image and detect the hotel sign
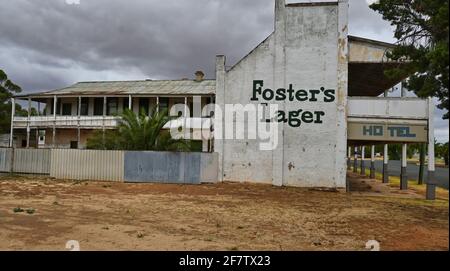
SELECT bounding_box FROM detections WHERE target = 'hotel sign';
[348,122,428,143]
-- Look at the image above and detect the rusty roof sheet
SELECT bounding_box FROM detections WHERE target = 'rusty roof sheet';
[19,79,216,97]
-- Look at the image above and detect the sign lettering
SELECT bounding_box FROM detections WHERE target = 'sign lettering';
[348,123,428,143]
[251,80,336,128]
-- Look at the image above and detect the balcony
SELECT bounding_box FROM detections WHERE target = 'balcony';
[13,116,213,140]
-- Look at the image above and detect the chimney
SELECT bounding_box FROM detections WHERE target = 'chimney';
[275,0,286,32]
[195,71,205,82]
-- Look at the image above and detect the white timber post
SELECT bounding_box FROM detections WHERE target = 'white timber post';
[370,145,376,179]
[347,146,352,170]
[37,100,41,148]
[383,144,389,183]
[102,96,107,144]
[78,96,82,149]
[128,95,132,111]
[9,98,15,148]
[26,97,31,148]
[426,98,436,200]
[360,146,366,176]
[184,96,189,140]
[400,143,408,190]
[383,90,389,183]
[156,96,159,113]
[53,95,57,148]
[400,81,408,190]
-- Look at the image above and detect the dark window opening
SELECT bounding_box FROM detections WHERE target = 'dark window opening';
[62,103,72,116]
[48,100,54,115]
[139,98,149,116]
[189,101,194,118]
[79,98,89,116]
[93,98,104,116]
[70,141,78,149]
[159,97,169,113]
[56,99,61,115]
[107,98,119,116]
[123,97,130,112]
[21,140,26,148]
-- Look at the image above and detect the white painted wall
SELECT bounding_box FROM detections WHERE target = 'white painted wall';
[215,0,348,188]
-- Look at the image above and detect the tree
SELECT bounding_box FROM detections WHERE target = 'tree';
[370,0,449,119]
[86,108,191,152]
[0,69,27,133]
[436,141,449,165]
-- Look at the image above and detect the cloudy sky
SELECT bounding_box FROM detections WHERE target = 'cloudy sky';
[0,0,448,142]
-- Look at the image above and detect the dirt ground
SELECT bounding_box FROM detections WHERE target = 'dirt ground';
[0,173,448,251]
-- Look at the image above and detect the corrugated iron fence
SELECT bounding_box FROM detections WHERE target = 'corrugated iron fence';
[50,149,124,182]
[124,151,218,184]
[14,149,51,174]
[0,148,218,184]
[0,148,12,172]
[0,148,50,174]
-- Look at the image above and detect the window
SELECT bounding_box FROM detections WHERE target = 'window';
[123,97,130,112]
[56,99,61,115]
[62,103,72,116]
[159,97,169,113]
[189,101,194,118]
[139,98,149,116]
[47,100,54,115]
[70,141,78,149]
[93,98,104,116]
[107,98,119,116]
[79,98,89,116]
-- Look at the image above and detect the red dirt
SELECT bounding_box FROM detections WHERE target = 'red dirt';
[0,174,448,251]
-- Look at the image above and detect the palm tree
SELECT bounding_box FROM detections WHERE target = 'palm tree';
[87,108,191,151]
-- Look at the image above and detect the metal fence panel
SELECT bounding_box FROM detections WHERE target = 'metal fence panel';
[185,152,201,184]
[50,149,124,182]
[2,148,217,184]
[0,148,12,172]
[124,151,217,184]
[200,152,219,183]
[13,149,51,174]
[166,152,184,183]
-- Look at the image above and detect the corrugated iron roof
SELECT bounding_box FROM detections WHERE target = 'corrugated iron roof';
[18,79,216,98]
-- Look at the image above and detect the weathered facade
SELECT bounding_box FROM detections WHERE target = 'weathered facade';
[11,0,436,196]
[215,1,348,188]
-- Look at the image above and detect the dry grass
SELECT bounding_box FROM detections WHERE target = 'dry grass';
[0,174,448,251]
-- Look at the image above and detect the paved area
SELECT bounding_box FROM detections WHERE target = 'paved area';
[354,160,449,190]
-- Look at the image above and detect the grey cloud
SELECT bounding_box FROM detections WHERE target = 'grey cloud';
[2,0,396,87]
[1,0,274,83]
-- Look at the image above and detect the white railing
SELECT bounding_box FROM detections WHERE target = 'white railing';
[13,116,213,140]
[13,116,120,129]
